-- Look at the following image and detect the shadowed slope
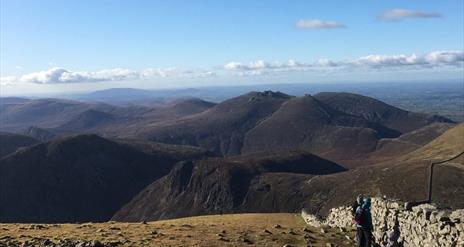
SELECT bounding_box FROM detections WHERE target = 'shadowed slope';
[0,134,212,223]
[0,132,40,157]
[112,150,345,221]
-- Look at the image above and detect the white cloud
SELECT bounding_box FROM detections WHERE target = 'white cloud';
[224,50,464,76]
[2,51,461,83]
[141,68,215,79]
[296,19,346,29]
[14,67,138,84]
[0,76,17,86]
[1,67,215,85]
[225,60,309,71]
[379,9,442,21]
[351,51,463,68]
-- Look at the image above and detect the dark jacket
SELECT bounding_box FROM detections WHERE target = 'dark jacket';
[355,201,373,230]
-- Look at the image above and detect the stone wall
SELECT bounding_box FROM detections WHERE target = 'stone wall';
[301,197,463,246]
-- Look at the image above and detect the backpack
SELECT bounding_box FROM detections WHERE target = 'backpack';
[353,207,365,225]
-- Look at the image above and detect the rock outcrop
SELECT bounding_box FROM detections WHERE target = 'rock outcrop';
[302,197,463,246]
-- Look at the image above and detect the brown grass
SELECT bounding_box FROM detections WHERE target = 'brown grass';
[0,213,355,246]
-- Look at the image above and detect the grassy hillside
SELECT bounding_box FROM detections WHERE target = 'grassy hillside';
[0,213,355,247]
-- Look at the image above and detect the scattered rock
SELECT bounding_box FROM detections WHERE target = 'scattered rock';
[90,240,104,247]
[243,238,253,244]
[218,236,229,242]
[274,224,282,229]
[263,229,273,234]
[288,229,297,235]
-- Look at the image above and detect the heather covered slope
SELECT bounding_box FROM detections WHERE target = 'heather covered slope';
[314,92,454,133]
[242,95,400,161]
[140,91,291,155]
[112,151,346,221]
[0,132,40,157]
[0,135,212,223]
[302,123,464,215]
[115,125,463,221]
[138,91,451,162]
[352,122,456,166]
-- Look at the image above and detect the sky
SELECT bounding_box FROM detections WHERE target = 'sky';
[0,0,463,96]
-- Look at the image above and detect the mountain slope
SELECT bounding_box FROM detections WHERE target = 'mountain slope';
[242,95,400,161]
[368,122,455,161]
[301,123,464,216]
[0,135,212,223]
[314,92,454,133]
[140,91,291,155]
[0,98,122,131]
[0,132,40,157]
[112,150,346,221]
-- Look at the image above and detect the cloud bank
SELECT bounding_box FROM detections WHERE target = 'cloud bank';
[224,50,464,75]
[1,51,462,84]
[1,67,215,85]
[379,9,442,21]
[296,19,346,29]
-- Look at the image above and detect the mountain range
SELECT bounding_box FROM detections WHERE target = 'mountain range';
[0,90,461,223]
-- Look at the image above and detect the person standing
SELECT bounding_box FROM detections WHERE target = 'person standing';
[352,194,363,216]
[354,197,374,247]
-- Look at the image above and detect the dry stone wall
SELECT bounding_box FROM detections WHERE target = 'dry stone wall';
[301,197,463,246]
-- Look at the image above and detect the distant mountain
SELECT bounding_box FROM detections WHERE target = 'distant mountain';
[0,97,215,137]
[0,98,118,131]
[112,150,346,221]
[138,98,216,121]
[0,132,39,157]
[166,98,217,116]
[139,91,451,165]
[0,134,212,223]
[242,95,400,161]
[0,97,31,104]
[1,91,454,165]
[140,91,291,155]
[54,109,116,133]
[314,92,454,133]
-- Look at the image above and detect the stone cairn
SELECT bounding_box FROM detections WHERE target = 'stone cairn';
[301,197,463,246]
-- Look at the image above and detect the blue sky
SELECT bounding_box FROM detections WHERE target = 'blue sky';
[1,0,463,95]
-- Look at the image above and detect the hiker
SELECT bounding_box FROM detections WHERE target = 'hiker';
[352,194,363,216]
[354,197,374,247]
